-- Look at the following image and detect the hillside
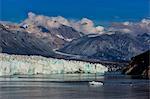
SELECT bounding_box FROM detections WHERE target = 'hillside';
[59,32,150,61]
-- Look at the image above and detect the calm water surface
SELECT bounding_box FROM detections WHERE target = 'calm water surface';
[0,73,149,99]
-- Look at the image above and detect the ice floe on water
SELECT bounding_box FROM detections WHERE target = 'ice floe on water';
[0,53,108,76]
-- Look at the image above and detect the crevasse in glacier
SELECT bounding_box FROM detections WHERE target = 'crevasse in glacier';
[0,53,108,76]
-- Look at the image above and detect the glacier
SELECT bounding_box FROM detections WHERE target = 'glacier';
[0,53,108,76]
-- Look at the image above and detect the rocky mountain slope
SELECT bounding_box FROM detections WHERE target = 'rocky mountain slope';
[0,16,150,62]
[122,50,150,79]
[59,32,150,61]
[0,24,54,57]
[0,21,82,56]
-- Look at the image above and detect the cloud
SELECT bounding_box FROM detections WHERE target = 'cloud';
[22,12,150,35]
[24,12,69,28]
[109,19,150,35]
[70,18,104,34]
[21,12,104,34]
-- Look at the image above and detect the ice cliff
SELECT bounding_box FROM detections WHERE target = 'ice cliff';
[0,53,108,76]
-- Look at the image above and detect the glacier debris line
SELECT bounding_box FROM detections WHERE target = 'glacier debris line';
[0,53,108,76]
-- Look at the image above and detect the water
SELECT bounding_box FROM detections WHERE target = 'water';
[0,73,149,99]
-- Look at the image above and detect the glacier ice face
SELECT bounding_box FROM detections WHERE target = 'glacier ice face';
[0,54,108,76]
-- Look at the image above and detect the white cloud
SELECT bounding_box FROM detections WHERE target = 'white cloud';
[21,12,104,34]
[96,26,104,32]
[22,12,150,35]
[109,19,150,35]
[22,12,70,28]
[123,21,130,25]
[71,18,104,34]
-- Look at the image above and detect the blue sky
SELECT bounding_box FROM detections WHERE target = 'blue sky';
[0,0,149,24]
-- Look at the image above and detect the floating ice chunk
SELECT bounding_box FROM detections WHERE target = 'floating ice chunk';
[89,81,103,86]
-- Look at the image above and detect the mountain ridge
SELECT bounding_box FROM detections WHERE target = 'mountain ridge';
[59,32,150,61]
[0,19,150,62]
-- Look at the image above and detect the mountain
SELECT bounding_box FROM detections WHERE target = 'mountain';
[19,22,82,50]
[0,23,82,56]
[34,24,82,50]
[0,20,149,62]
[59,32,150,61]
[0,24,54,57]
[136,33,150,48]
[122,50,150,79]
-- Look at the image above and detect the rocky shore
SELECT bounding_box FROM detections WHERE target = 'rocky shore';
[122,50,150,79]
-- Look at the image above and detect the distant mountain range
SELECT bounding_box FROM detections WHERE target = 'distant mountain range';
[59,32,149,61]
[0,18,150,62]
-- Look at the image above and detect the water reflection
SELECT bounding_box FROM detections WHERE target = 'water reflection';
[0,73,149,99]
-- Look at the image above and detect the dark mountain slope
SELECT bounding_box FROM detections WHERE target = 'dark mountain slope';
[59,32,150,61]
[0,24,54,57]
[122,50,150,79]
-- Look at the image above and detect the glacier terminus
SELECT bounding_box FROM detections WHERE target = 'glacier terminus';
[0,53,108,76]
